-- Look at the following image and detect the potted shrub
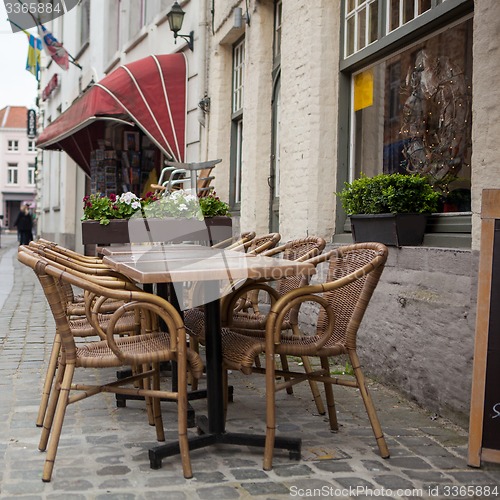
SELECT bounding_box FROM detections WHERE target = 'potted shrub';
[336,173,440,246]
[81,190,232,246]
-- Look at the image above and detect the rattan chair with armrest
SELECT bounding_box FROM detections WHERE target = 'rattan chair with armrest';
[220,242,390,470]
[185,236,326,405]
[18,246,204,482]
[216,237,328,414]
[28,242,142,427]
[30,240,126,315]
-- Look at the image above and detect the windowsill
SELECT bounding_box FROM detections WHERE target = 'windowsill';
[123,27,149,54]
[104,54,121,75]
[75,41,89,61]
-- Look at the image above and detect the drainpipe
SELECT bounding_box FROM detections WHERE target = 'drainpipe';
[198,0,210,160]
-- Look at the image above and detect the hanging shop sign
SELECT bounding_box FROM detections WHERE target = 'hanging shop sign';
[27,108,37,138]
[42,74,59,101]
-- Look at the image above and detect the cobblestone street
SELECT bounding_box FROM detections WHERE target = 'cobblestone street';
[1,233,500,499]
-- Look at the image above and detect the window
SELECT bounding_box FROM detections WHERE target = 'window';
[8,140,18,151]
[345,0,380,57]
[344,0,452,58]
[80,0,90,47]
[7,163,18,184]
[350,18,472,209]
[144,0,159,25]
[28,163,36,185]
[230,39,245,208]
[28,140,36,152]
[274,0,282,59]
[388,0,433,33]
[106,0,120,62]
[232,40,245,114]
[129,0,146,38]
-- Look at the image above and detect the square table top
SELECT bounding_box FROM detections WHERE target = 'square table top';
[102,243,316,284]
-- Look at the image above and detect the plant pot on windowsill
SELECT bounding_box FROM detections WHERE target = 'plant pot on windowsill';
[337,173,440,247]
[350,213,427,246]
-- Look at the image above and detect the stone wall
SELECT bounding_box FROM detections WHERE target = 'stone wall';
[471,0,500,249]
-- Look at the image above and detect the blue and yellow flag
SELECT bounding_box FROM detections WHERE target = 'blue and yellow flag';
[26,33,42,80]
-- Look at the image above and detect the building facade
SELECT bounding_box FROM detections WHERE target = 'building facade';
[36,0,500,425]
[0,106,37,230]
[36,0,209,248]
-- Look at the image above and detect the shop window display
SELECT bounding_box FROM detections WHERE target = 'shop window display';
[351,18,472,211]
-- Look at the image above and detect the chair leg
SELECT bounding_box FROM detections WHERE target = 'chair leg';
[42,363,75,482]
[175,354,193,479]
[39,357,66,451]
[302,356,326,415]
[320,357,339,431]
[349,350,389,458]
[140,363,155,427]
[280,354,294,395]
[151,362,165,442]
[263,352,276,471]
[189,338,199,391]
[37,332,61,427]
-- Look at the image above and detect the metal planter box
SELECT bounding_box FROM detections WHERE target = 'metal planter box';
[82,216,232,246]
[350,213,427,247]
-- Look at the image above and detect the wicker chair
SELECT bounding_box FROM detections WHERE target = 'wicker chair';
[216,237,328,413]
[211,231,256,250]
[28,242,140,427]
[221,242,390,470]
[18,246,204,481]
[30,240,128,314]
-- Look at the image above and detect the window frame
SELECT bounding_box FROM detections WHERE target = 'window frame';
[336,0,474,247]
[79,0,90,49]
[7,163,18,185]
[7,140,19,152]
[229,38,245,212]
[28,163,36,185]
[28,140,36,152]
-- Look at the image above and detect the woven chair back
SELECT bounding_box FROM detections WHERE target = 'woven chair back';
[317,243,387,349]
[247,233,281,255]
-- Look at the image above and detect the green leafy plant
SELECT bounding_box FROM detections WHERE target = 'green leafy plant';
[198,193,231,217]
[336,173,440,215]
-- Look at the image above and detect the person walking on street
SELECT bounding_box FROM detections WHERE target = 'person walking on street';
[14,204,33,245]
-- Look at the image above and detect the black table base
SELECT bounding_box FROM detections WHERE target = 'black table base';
[148,415,301,470]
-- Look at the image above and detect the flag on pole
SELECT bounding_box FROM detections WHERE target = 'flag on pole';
[37,24,69,71]
[25,33,42,80]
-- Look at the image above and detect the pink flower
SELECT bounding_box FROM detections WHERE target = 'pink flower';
[109,193,117,202]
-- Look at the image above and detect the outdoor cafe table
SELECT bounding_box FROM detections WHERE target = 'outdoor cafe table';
[102,243,316,469]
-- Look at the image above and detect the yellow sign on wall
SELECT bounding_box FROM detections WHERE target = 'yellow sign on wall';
[354,70,373,111]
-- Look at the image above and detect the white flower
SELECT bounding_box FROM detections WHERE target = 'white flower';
[120,192,140,205]
[178,203,187,211]
[131,201,141,210]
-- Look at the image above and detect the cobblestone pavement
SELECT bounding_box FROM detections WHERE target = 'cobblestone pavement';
[1,232,500,499]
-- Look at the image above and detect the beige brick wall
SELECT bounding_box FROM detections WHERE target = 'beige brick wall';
[279,0,340,241]
[471,0,500,250]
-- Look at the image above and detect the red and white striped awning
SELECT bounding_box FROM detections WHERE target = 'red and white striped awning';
[37,54,187,176]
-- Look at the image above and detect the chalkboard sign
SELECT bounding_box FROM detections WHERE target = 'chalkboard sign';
[468,189,500,466]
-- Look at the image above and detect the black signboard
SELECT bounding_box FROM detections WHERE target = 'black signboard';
[481,220,500,450]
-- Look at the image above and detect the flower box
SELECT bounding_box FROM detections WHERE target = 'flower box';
[82,216,232,246]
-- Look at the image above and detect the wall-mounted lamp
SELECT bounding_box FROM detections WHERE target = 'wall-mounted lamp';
[167,1,194,51]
